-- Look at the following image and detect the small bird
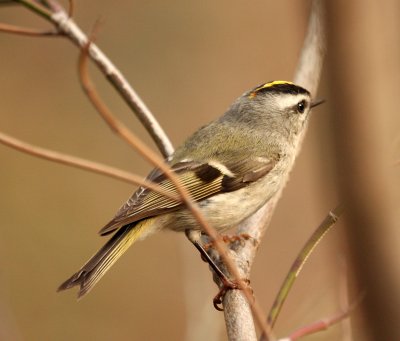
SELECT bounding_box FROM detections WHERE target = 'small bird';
[58,80,321,298]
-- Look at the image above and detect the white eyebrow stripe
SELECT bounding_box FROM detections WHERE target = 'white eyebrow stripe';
[276,94,309,111]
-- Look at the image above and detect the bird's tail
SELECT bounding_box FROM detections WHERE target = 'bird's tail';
[58,220,150,298]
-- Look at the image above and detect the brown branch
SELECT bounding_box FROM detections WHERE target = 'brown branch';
[272,249,363,341]
[78,40,272,338]
[14,0,173,157]
[266,205,344,333]
[2,2,269,336]
[284,302,358,341]
[220,1,326,340]
[0,131,179,202]
[280,293,363,341]
[67,0,74,17]
[44,7,174,158]
[15,0,53,20]
[3,2,325,340]
[0,22,58,36]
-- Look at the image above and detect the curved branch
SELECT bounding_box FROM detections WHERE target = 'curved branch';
[52,9,173,157]
[221,1,326,340]
[266,205,343,331]
[67,0,74,17]
[0,22,58,36]
[15,0,52,20]
[78,42,271,336]
[3,2,269,335]
[3,2,326,340]
[15,0,173,157]
[0,131,179,201]
[282,298,359,341]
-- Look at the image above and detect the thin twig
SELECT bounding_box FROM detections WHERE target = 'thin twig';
[266,205,344,331]
[51,8,173,157]
[67,0,74,17]
[15,0,173,157]
[0,22,58,36]
[0,131,179,202]
[14,0,52,20]
[3,2,325,340]
[222,1,326,340]
[78,40,272,337]
[2,1,268,334]
[280,295,362,341]
[37,0,52,9]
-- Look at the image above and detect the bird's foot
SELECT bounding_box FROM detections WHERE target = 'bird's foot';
[213,278,252,311]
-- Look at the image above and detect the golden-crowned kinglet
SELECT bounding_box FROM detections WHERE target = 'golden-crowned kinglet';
[58,80,322,297]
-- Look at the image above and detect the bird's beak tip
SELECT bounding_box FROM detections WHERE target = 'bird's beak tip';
[310,98,325,108]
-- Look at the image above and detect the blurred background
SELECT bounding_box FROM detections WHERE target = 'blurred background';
[0,1,347,340]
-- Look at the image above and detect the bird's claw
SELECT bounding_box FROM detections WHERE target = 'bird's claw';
[213,278,251,311]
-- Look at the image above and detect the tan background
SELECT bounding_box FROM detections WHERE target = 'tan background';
[0,1,344,340]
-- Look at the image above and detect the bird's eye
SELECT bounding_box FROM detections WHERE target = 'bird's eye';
[296,100,307,114]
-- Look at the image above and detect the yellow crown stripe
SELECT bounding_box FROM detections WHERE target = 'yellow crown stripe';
[255,80,293,92]
[249,80,294,99]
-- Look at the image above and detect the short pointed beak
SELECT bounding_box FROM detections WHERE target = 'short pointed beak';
[310,98,325,108]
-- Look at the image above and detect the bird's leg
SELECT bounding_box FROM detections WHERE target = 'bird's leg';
[185,229,234,282]
[185,229,243,311]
